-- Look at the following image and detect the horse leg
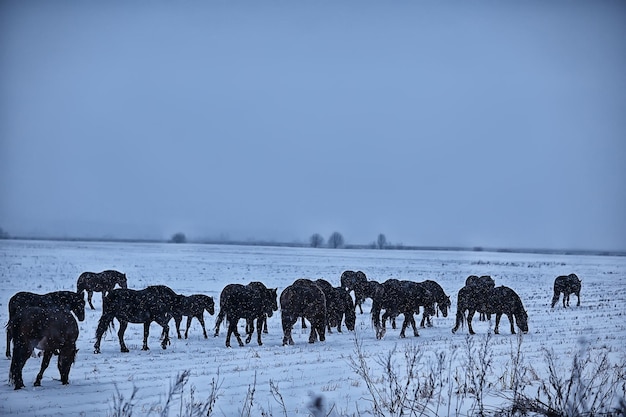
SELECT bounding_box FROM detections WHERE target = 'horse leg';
[452,309,464,334]
[410,314,419,337]
[185,316,193,339]
[228,319,244,347]
[507,313,515,334]
[262,315,268,334]
[400,314,409,338]
[494,313,502,334]
[197,314,208,338]
[467,310,476,335]
[87,290,95,310]
[245,319,254,344]
[576,291,580,306]
[6,327,12,358]
[10,343,30,390]
[159,321,170,349]
[256,317,264,346]
[420,313,426,328]
[301,316,307,329]
[34,350,53,386]
[282,312,295,346]
[214,311,225,337]
[317,319,326,342]
[118,321,130,352]
[174,315,182,339]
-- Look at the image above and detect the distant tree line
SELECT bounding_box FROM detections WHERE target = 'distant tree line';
[0,227,10,239]
[308,232,390,249]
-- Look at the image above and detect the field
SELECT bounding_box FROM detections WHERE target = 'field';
[1,240,625,416]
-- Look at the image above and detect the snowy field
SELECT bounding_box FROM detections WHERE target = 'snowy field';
[1,240,625,416]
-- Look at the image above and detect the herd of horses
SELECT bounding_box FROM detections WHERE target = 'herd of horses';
[4,268,582,390]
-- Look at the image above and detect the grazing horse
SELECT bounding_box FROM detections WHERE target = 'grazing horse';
[419,280,451,327]
[77,270,128,310]
[313,279,356,333]
[371,279,435,339]
[551,273,582,308]
[465,275,495,321]
[452,285,529,335]
[93,285,179,353]
[171,294,215,339]
[213,282,278,347]
[280,279,327,345]
[9,306,79,389]
[334,286,356,333]
[6,291,85,358]
[340,270,368,313]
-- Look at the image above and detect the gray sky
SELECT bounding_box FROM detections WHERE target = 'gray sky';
[1,1,625,251]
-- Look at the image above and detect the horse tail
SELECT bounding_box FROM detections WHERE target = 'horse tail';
[95,313,115,340]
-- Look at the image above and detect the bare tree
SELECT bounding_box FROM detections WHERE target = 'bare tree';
[376,233,387,249]
[327,231,344,249]
[170,232,187,244]
[309,233,324,248]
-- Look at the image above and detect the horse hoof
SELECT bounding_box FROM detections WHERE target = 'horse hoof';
[34,381,41,387]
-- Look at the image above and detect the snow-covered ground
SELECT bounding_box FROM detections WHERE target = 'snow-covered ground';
[1,240,625,416]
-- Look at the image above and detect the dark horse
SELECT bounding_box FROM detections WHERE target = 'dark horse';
[6,291,85,358]
[171,294,215,339]
[213,282,278,347]
[465,275,495,321]
[551,273,581,308]
[77,270,128,310]
[340,270,368,313]
[93,285,179,353]
[9,306,79,389]
[280,279,327,345]
[419,280,451,327]
[371,279,435,339]
[452,285,528,335]
[314,279,356,333]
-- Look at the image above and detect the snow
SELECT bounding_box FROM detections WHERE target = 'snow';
[1,240,625,416]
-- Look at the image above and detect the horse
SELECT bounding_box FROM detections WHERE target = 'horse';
[418,280,451,327]
[93,285,179,353]
[334,286,356,333]
[551,273,581,308]
[6,291,85,358]
[452,285,528,335]
[371,279,435,339]
[280,279,327,345]
[340,270,368,313]
[465,275,495,321]
[171,294,215,339]
[313,279,356,333]
[213,282,278,347]
[9,306,79,389]
[77,270,128,310]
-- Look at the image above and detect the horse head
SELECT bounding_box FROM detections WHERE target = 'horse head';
[439,295,451,318]
[205,296,215,315]
[72,294,86,321]
[265,288,278,317]
[517,309,529,334]
[118,273,128,289]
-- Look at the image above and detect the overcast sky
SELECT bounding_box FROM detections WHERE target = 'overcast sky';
[1,1,625,251]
